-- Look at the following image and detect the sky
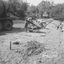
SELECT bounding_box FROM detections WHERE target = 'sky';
[26,0,64,6]
[4,0,64,6]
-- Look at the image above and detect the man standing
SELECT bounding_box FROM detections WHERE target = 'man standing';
[25,17,32,32]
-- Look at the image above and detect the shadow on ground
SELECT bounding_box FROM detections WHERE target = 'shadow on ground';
[0,27,25,35]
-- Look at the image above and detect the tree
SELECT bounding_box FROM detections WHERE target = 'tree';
[9,0,28,19]
[27,5,36,13]
[27,5,38,19]
[37,1,54,18]
[51,3,64,21]
[38,1,52,12]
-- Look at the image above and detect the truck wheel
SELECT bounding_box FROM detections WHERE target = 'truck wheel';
[4,20,13,31]
[0,22,2,31]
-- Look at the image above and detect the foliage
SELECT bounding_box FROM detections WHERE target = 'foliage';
[37,1,54,14]
[50,4,64,21]
[9,0,64,21]
[9,0,28,19]
[3,0,64,21]
[27,5,36,13]
[37,0,64,21]
[27,5,39,19]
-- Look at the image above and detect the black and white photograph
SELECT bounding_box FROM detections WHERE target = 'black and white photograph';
[0,0,64,64]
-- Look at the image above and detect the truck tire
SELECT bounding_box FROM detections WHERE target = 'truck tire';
[0,22,2,31]
[4,20,13,31]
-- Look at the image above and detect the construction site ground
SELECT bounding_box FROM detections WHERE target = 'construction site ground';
[0,19,64,64]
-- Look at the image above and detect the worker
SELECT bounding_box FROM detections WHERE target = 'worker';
[25,17,32,32]
[59,22,63,32]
